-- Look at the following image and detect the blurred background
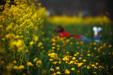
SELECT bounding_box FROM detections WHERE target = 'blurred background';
[38,0,113,20]
[0,0,113,20]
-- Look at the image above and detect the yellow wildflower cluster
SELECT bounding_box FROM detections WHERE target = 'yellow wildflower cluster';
[48,52,58,59]
[13,65,25,70]
[0,0,46,74]
[33,57,42,67]
[36,60,42,67]
[47,15,111,25]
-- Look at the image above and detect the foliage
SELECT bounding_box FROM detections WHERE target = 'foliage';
[0,0,46,74]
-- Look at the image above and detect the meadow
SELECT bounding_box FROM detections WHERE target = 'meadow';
[42,19,113,75]
[0,0,113,75]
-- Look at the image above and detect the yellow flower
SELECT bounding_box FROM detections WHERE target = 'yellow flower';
[69,61,73,64]
[42,32,45,35]
[52,47,55,49]
[48,52,57,58]
[18,65,25,69]
[41,46,44,49]
[52,43,56,45]
[56,66,60,70]
[76,42,79,45]
[17,46,24,52]
[80,41,83,44]
[33,58,38,62]
[57,48,60,50]
[96,62,98,65]
[56,71,61,74]
[13,66,18,69]
[16,40,23,47]
[77,63,83,67]
[29,41,34,46]
[87,54,90,56]
[93,72,97,74]
[66,39,70,42]
[50,68,54,71]
[6,63,14,71]
[79,57,82,60]
[91,64,95,67]
[13,60,17,64]
[77,70,80,73]
[57,45,60,47]
[52,61,58,65]
[74,54,77,56]
[27,62,34,66]
[52,39,56,42]
[38,42,43,47]
[59,60,61,64]
[94,47,97,50]
[0,5,3,10]
[70,42,73,45]
[82,65,86,68]
[87,50,90,53]
[87,65,90,69]
[26,49,29,53]
[76,52,79,55]
[100,46,103,49]
[0,25,3,28]
[51,73,56,75]
[49,59,53,61]
[99,66,104,69]
[83,59,86,62]
[33,35,39,41]
[36,60,42,67]
[71,67,75,71]
[109,44,112,48]
[103,52,106,55]
[66,51,69,54]
[93,42,97,45]
[98,48,100,53]
[63,56,69,61]
[72,57,76,60]
[65,69,70,74]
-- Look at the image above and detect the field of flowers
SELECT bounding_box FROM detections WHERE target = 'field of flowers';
[0,0,46,75]
[0,0,113,75]
[44,17,113,75]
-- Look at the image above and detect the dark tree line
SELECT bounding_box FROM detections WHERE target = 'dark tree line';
[39,0,113,20]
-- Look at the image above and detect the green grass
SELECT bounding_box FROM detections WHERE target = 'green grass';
[28,22,113,75]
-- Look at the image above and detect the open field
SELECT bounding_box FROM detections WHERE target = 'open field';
[0,0,113,75]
